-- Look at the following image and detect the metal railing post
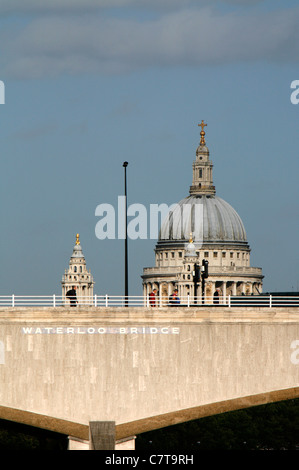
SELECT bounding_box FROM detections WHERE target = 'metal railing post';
[53,294,56,307]
[12,295,15,308]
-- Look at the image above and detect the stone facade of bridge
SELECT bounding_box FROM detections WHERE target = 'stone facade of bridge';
[0,307,298,449]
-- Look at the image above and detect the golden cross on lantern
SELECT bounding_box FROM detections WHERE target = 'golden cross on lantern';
[76,233,80,245]
[198,120,207,145]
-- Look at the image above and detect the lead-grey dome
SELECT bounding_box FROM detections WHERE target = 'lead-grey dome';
[71,240,84,259]
[158,195,248,247]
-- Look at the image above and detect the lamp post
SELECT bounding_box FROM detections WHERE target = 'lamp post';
[123,161,128,306]
[193,263,200,305]
[201,259,209,305]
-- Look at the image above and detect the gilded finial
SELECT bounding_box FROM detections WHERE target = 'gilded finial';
[198,120,207,145]
[189,232,193,243]
[76,233,80,245]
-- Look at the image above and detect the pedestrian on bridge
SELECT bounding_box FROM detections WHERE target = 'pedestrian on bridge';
[149,289,157,307]
[66,286,78,307]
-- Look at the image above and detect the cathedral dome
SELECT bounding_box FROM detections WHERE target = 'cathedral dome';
[158,195,247,247]
[157,121,249,249]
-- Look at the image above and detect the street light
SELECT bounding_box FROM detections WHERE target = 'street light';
[201,259,209,304]
[123,161,128,306]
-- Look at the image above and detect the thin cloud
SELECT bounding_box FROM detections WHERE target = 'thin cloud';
[2,6,299,79]
[11,121,58,140]
[0,0,266,15]
[0,0,194,14]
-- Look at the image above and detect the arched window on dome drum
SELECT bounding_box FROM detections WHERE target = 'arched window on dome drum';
[74,266,77,273]
[80,266,82,272]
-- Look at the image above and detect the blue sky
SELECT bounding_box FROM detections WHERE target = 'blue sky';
[0,0,298,296]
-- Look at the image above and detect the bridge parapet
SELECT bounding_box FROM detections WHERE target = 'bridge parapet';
[0,306,298,444]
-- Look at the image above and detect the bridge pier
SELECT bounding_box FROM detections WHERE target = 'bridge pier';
[68,422,136,450]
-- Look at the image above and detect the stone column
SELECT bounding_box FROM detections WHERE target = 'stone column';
[232,282,237,296]
[178,284,183,300]
[209,281,215,304]
[222,281,227,304]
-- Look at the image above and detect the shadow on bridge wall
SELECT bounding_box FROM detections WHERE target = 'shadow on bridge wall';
[1,387,298,442]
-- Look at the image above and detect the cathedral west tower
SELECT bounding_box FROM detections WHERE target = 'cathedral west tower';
[62,234,94,305]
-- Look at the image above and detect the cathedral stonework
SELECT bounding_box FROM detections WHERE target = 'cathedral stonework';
[142,122,263,304]
[62,234,94,305]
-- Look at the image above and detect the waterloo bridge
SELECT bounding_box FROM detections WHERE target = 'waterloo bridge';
[0,296,299,450]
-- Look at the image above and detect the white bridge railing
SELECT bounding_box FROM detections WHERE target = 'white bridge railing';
[0,295,299,308]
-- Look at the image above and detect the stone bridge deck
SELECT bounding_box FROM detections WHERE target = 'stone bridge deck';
[0,307,298,446]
